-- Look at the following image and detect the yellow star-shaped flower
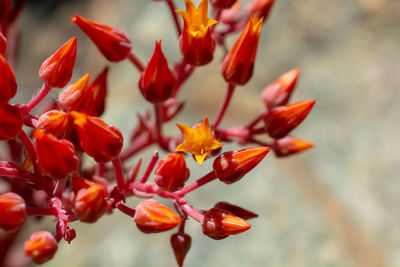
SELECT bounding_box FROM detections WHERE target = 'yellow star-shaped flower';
[176,117,223,165]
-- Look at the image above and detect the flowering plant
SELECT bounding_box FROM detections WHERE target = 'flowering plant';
[0,0,315,266]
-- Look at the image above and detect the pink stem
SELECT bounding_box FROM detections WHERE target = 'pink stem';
[127,51,145,72]
[120,132,153,161]
[165,0,182,37]
[247,108,269,129]
[178,199,203,223]
[112,157,126,190]
[116,202,136,217]
[177,171,217,197]
[139,151,159,183]
[23,83,52,113]
[212,83,235,129]
[26,207,57,216]
[53,179,67,198]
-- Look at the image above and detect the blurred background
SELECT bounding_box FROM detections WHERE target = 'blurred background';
[7,0,400,266]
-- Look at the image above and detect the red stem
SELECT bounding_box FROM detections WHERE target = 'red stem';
[17,130,39,174]
[154,103,163,143]
[177,171,217,197]
[112,157,126,190]
[120,132,153,161]
[127,51,145,72]
[26,207,57,216]
[178,199,203,223]
[53,179,67,198]
[23,83,52,112]
[212,83,235,129]
[247,108,269,129]
[139,151,159,183]
[165,0,182,37]
[116,202,136,217]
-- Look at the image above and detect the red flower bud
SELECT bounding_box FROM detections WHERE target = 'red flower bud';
[70,111,123,163]
[221,16,263,85]
[213,146,270,184]
[0,54,17,102]
[74,184,107,223]
[0,103,23,140]
[245,0,275,19]
[264,100,315,139]
[139,41,176,103]
[36,110,70,139]
[134,199,181,233]
[211,0,237,9]
[89,67,109,116]
[0,192,26,232]
[0,32,7,54]
[71,15,132,62]
[176,0,217,66]
[273,135,314,157]
[58,73,91,112]
[202,208,250,240]
[24,231,58,264]
[71,176,94,193]
[214,202,258,220]
[171,233,191,267]
[261,68,300,109]
[34,130,79,179]
[39,37,77,88]
[154,153,190,192]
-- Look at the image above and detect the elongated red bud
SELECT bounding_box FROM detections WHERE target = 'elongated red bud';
[245,0,275,19]
[154,153,190,192]
[0,103,23,140]
[221,16,263,85]
[58,73,93,113]
[134,199,181,233]
[171,233,191,267]
[261,68,300,109]
[0,192,26,232]
[36,110,70,139]
[176,0,217,66]
[71,15,132,62]
[0,32,6,54]
[214,202,258,220]
[39,37,77,88]
[74,184,107,223]
[139,41,176,103]
[273,135,314,157]
[70,111,123,163]
[90,67,109,116]
[202,208,250,240]
[213,146,270,184]
[211,0,237,9]
[24,231,58,264]
[264,100,315,139]
[0,54,17,102]
[34,130,79,179]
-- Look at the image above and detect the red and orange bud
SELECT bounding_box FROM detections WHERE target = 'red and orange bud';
[71,176,93,192]
[24,231,58,264]
[202,208,250,240]
[213,146,270,184]
[0,103,23,140]
[171,233,191,267]
[0,54,17,102]
[154,153,190,192]
[0,32,7,54]
[221,16,263,85]
[134,199,181,233]
[264,100,316,139]
[58,73,91,112]
[74,184,107,223]
[139,41,176,103]
[71,15,132,62]
[39,37,77,88]
[36,110,70,139]
[90,67,109,116]
[34,130,78,179]
[0,192,26,232]
[70,111,123,163]
[273,135,314,157]
[211,0,237,9]
[176,0,217,66]
[176,117,223,165]
[261,68,300,109]
[245,0,275,19]
[214,202,258,220]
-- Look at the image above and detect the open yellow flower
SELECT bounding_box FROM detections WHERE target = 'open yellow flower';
[176,117,223,165]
